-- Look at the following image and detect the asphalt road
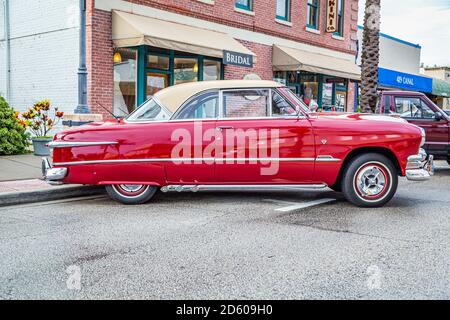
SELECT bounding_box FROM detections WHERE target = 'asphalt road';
[1,162,450,300]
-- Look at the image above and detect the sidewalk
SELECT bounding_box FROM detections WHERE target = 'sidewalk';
[0,154,104,206]
[0,154,42,182]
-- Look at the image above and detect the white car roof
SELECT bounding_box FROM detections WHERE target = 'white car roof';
[154,80,282,113]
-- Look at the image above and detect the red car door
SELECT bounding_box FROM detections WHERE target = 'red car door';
[215,88,315,184]
[164,91,218,183]
[394,95,449,156]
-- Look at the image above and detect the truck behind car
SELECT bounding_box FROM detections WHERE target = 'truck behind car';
[376,91,450,165]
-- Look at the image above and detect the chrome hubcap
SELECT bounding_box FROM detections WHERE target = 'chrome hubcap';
[119,184,144,193]
[356,166,386,197]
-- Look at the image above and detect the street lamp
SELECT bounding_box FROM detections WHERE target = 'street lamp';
[74,0,89,114]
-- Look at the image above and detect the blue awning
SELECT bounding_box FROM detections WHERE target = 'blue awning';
[378,68,433,93]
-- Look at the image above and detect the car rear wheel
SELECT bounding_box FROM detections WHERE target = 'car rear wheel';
[105,184,158,205]
[342,153,398,208]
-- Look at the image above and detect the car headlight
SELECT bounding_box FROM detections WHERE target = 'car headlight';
[420,128,426,147]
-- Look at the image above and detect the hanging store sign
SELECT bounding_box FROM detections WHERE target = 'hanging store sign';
[223,50,253,68]
[326,0,338,33]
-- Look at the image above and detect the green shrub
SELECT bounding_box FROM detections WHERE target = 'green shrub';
[0,96,30,155]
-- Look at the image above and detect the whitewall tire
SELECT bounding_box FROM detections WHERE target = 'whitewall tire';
[106,184,158,205]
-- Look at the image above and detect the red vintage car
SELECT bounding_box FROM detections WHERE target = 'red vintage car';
[42,80,434,207]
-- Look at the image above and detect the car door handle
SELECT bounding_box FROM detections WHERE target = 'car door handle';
[217,126,234,131]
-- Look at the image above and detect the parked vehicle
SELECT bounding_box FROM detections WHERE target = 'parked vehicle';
[43,80,433,208]
[376,91,450,165]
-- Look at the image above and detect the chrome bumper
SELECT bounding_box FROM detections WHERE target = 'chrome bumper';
[42,157,67,185]
[406,149,434,181]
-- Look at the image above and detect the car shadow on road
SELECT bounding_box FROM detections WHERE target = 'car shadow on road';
[150,189,342,205]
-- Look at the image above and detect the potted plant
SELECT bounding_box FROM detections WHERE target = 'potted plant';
[21,100,64,156]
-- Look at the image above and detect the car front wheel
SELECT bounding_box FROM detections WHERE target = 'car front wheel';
[106,184,158,205]
[342,153,398,208]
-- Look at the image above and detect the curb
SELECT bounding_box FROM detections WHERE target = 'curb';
[0,185,106,207]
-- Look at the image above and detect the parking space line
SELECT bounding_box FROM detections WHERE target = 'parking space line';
[262,199,301,206]
[274,198,337,212]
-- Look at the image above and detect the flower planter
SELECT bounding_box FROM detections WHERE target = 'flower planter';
[32,137,53,156]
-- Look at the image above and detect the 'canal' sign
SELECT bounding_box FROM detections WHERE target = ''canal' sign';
[326,0,338,33]
[223,50,253,68]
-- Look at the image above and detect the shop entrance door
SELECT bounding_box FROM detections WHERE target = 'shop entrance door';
[147,73,169,99]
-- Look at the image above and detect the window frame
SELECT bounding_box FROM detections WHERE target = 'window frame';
[221,88,271,119]
[333,0,344,36]
[171,88,305,122]
[172,90,220,120]
[271,89,299,117]
[276,0,291,21]
[306,0,320,30]
[235,0,253,11]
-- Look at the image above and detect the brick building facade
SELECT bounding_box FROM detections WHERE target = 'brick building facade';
[85,0,360,118]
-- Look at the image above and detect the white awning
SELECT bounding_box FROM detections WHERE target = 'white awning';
[112,10,255,58]
[273,45,361,80]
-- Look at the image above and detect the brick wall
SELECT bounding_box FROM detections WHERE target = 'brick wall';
[125,0,358,54]
[224,41,273,80]
[87,1,114,119]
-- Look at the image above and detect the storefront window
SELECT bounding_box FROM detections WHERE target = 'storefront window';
[335,83,347,111]
[147,73,169,98]
[274,70,349,112]
[114,48,137,116]
[174,57,198,85]
[299,74,319,110]
[203,60,221,81]
[322,83,333,110]
[148,55,169,70]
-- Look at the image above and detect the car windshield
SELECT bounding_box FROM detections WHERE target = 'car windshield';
[126,99,171,122]
[278,87,310,114]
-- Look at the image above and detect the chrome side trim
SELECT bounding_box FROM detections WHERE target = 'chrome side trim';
[316,156,341,162]
[160,184,328,193]
[53,157,320,166]
[48,141,119,148]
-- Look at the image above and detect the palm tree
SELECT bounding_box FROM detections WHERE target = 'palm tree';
[360,0,381,113]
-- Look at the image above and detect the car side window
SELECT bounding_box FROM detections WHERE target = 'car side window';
[383,95,392,114]
[395,97,435,119]
[175,92,218,120]
[222,89,269,118]
[272,90,297,117]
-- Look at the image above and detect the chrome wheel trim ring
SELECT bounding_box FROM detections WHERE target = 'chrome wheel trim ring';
[353,161,393,203]
[112,184,150,199]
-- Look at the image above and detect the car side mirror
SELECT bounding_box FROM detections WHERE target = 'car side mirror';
[435,112,443,121]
